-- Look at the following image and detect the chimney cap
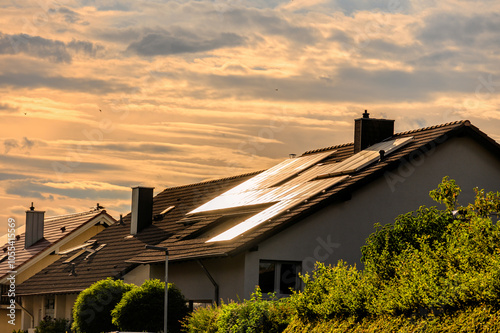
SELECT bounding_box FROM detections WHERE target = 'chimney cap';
[30,202,35,211]
[363,110,370,118]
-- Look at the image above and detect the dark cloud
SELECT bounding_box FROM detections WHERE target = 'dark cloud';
[4,178,130,201]
[0,172,29,181]
[222,8,319,45]
[126,29,246,56]
[0,154,124,175]
[98,142,180,154]
[417,12,500,47]
[48,6,87,24]
[192,65,479,103]
[21,137,35,150]
[0,103,18,113]
[3,139,18,154]
[0,32,101,63]
[334,0,412,15]
[0,72,133,94]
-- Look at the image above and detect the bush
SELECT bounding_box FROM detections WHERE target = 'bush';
[72,278,133,333]
[111,279,189,333]
[181,304,220,333]
[289,262,370,321]
[35,316,69,333]
[183,287,293,333]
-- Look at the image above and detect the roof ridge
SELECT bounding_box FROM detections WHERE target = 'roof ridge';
[302,142,353,156]
[157,170,263,192]
[45,209,103,223]
[302,120,470,156]
[394,119,469,136]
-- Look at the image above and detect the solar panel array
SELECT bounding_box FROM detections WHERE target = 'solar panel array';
[184,136,414,242]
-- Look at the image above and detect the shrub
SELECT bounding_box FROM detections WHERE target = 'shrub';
[35,316,69,333]
[289,262,370,321]
[71,278,134,333]
[182,288,293,333]
[111,279,189,333]
[181,304,220,333]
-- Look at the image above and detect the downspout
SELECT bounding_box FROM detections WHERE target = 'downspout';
[197,260,219,306]
[16,300,34,329]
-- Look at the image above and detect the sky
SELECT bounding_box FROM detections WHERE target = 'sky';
[1,0,500,235]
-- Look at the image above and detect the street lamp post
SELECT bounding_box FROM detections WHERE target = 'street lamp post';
[145,245,169,333]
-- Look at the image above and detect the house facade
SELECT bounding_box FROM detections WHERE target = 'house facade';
[15,115,500,330]
[0,206,115,332]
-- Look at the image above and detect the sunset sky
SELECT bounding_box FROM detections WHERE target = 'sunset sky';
[1,0,499,234]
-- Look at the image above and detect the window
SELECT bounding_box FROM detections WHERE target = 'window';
[44,295,55,318]
[258,260,301,295]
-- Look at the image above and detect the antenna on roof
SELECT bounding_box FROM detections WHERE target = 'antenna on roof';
[30,202,35,211]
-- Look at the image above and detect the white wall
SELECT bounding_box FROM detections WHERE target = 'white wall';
[168,254,246,303]
[243,136,500,298]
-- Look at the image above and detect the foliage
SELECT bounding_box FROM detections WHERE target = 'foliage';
[289,177,500,324]
[288,262,371,321]
[12,329,28,333]
[181,304,220,333]
[182,287,293,333]
[284,305,500,333]
[111,279,189,333]
[184,177,500,332]
[71,277,133,333]
[35,316,69,333]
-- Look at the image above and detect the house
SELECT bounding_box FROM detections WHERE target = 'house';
[15,114,500,331]
[0,205,115,332]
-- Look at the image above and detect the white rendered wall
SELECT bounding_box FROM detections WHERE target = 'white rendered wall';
[243,136,500,298]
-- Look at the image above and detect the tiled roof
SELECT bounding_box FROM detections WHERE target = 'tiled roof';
[0,210,114,281]
[128,120,499,263]
[15,172,260,296]
[16,120,500,295]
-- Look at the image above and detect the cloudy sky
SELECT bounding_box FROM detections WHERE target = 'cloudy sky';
[1,0,499,234]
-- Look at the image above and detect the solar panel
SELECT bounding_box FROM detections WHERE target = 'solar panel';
[313,136,414,179]
[207,176,349,242]
[188,150,337,215]
[198,136,414,242]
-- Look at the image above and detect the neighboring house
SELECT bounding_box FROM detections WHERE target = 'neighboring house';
[0,205,115,332]
[16,114,500,331]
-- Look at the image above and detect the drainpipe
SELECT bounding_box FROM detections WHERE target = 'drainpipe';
[197,260,219,306]
[16,300,34,329]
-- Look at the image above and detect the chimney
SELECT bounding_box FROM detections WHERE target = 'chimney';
[25,203,45,248]
[130,187,154,235]
[354,110,394,153]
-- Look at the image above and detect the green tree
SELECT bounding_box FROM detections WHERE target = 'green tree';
[111,279,189,333]
[72,278,133,333]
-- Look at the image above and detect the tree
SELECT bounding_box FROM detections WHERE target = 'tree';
[111,279,189,333]
[72,278,134,333]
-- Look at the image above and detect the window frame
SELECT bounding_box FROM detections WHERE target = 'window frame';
[258,259,302,297]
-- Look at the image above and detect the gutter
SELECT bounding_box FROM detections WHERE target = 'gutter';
[197,260,219,306]
[16,300,34,328]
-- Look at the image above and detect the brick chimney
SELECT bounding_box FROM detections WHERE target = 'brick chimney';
[25,203,45,248]
[354,110,394,153]
[130,186,154,235]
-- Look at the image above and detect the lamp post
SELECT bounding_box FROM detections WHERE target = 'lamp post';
[145,245,169,333]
